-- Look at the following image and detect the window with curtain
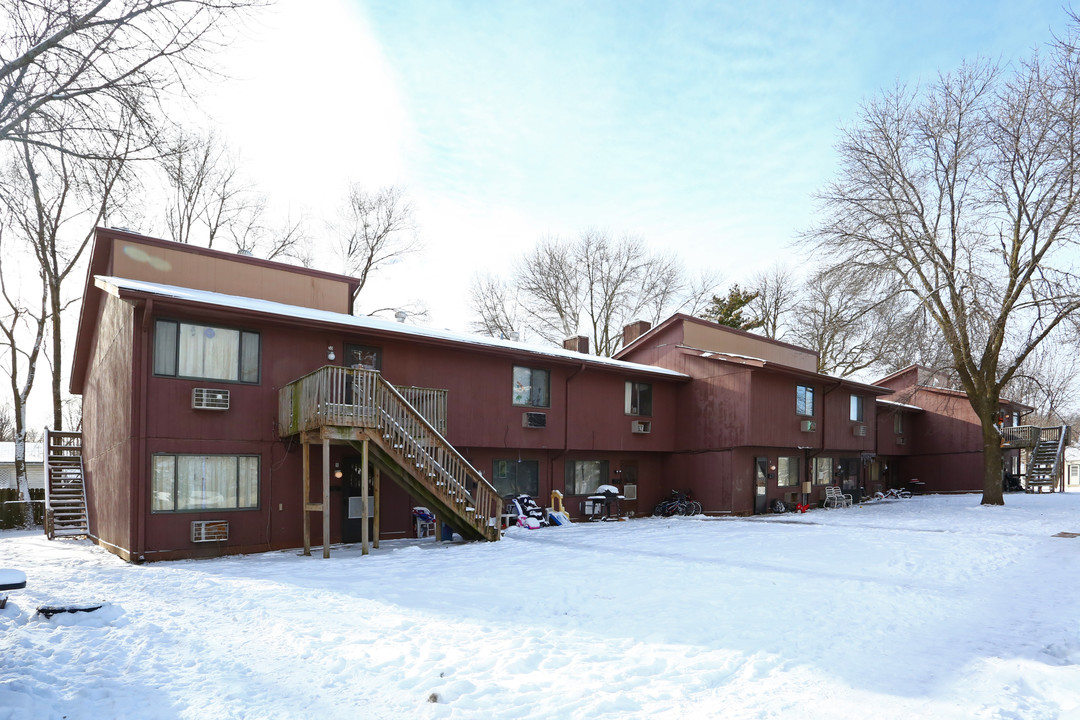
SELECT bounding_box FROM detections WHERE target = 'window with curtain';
[153,319,260,383]
[625,381,653,416]
[812,457,833,485]
[492,459,540,497]
[777,456,800,487]
[151,454,259,512]
[512,366,550,407]
[565,459,610,495]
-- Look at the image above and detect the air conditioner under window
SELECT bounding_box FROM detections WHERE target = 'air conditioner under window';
[192,388,230,410]
[191,520,228,542]
[853,425,867,437]
[896,436,906,445]
[522,412,547,429]
[631,420,651,434]
[800,420,818,432]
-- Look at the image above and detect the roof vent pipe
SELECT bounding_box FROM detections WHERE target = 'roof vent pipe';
[395,310,407,323]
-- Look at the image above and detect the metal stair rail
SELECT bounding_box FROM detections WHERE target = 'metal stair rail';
[279,366,501,541]
[43,428,88,539]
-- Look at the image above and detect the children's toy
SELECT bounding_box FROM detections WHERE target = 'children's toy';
[546,490,571,525]
[512,494,549,529]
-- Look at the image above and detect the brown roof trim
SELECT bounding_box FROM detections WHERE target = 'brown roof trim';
[94,227,362,289]
[615,313,820,360]
[680,346,893,395]
[71,228,364,394]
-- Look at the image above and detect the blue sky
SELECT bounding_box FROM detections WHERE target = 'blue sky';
[204,0,1073,329]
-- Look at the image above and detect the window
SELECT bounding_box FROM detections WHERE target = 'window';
[812,457,833,485]
[777,457,800,487]
[152,454,259,512]
[492,459,539,498]
[797,385,815,416]
[894,413,904,434]
[512,366,550,407]
[154,320,260,383]
[850,394,864,422]
[345,344,381,370]
[625,381,653,416]
[565,459,610,495]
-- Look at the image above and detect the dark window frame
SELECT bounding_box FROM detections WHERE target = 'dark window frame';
[850,394,864,422]
[151,452,260,513]
[564,459,611,496]
[153,318,261,385]
[512,366,551,408]
[625,381,653,416]
[796,385,815,416]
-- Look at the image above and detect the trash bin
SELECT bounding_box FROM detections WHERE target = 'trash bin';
[440,523,454,541]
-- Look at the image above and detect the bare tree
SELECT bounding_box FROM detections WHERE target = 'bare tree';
[788,266,917,377]
[0,402,13,441]
[1,131,133,432]
[474,230,717,356]
[748,264,797,341]
[470,273,522,340]
[807,24,1080,505]
[0,0,265,160]
[333,184,419,305]
[0,227,47,528]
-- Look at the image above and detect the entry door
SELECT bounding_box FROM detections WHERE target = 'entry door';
[342,457,374,544]
[754,457,768,514]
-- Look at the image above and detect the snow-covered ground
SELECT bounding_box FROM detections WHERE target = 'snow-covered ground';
[3,493,1080,720]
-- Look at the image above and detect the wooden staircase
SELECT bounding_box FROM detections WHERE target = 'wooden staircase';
[280,366,501,548]
[1001,424,1070,492]
[43,429,89,539]
[1026,425,1069,491]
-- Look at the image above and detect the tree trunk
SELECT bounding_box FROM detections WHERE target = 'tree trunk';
[50,282,63,431]
[13,433,34,529]
[980,415,1005,506]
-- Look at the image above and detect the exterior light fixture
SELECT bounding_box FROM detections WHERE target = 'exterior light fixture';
[334,463,343,480]
[327,345,336,361]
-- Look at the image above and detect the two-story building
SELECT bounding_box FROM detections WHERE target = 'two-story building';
[65,228,1053,562]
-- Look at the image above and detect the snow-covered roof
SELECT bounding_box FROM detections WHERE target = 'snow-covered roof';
[95,276,689,380]
[1065,446,1080,462]
[876,399,923,412]
[0,441,44,464]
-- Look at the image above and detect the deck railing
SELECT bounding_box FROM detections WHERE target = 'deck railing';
[278,366,447,436]
[1000,425,1066,448]
[278,366,499,539]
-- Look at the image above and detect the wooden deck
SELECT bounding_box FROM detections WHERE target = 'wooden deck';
[279,366,501,557]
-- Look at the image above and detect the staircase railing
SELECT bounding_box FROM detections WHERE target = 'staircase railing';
[43,428,87,539]
[278,366,499,540]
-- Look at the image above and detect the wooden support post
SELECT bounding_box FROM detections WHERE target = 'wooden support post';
[322,437,331,559]
[373,466,381,549]
[302,440,310,557]
[361,438,370,556]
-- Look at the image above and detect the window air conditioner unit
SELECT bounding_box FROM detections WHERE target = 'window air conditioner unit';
[631,420,652,434]
[522,412,547,429]
[895,436,906,445]
[192,388,230,410]
[191,520,228,542]
[853,425,867,437]
[800,420,818,432]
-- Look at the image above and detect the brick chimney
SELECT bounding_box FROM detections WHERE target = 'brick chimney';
[622,320,652,347]
[563,335,590,354]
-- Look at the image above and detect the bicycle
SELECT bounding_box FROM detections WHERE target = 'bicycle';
[652,490,702,517]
